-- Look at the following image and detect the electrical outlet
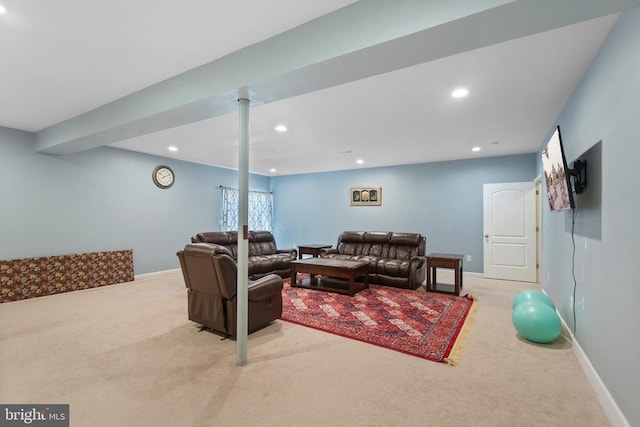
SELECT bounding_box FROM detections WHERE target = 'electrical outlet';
[466,255,472,262]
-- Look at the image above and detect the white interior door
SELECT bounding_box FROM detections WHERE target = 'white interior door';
[483,182,536,282]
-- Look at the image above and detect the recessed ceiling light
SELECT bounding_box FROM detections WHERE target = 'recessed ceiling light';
[452,88,469,98]
[168,145,178,152]
[269,168,277,173]
[472,146,481,152]
[356,159,364,165]
[275,124,287,133]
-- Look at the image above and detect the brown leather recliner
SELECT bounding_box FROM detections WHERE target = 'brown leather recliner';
[177,243,283,337]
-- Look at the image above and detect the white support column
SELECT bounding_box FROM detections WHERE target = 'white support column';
[236,98,250,366]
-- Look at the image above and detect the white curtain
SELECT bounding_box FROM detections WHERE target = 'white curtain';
[221,186,272,231]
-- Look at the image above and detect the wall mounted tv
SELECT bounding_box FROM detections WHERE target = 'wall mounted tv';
[541,126,587,212]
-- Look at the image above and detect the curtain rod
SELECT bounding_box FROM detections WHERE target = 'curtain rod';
[219,185,272,194]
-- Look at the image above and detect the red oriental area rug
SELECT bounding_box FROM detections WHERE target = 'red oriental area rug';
[281,281,477,365]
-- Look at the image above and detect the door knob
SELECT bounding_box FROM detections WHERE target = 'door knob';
[484,234,489,238]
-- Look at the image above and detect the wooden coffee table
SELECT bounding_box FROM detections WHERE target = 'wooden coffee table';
[291,258,369,296]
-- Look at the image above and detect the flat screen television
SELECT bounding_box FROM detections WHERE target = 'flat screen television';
[541,126,586,212]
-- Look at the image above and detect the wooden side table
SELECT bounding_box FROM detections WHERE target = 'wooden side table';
[426,253,464,296]
[297,244,332,259]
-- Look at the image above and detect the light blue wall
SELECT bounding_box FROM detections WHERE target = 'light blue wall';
[271,154,536,273]
[538,6,640,426]
[0,127,270,274]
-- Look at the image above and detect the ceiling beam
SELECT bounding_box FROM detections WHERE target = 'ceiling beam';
[35,0,640,154]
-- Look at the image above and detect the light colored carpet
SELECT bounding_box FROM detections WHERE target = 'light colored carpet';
[0,270,609,426]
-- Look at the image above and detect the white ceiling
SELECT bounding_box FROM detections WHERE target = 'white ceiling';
[0,1,619,175]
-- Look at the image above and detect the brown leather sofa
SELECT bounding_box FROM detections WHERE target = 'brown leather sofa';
[191,230,297,280]
[320,231,426,289]
[177,243,283,337]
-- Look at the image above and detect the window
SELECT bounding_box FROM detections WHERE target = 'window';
[221,186,273,231]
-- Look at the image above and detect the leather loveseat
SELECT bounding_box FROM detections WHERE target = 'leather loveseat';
[191,230,297,280]
[320,231,426,289]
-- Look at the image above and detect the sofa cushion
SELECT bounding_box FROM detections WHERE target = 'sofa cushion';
[250,230,276,242]
[196,232,239,258]
[248,240,277,256]
[376,258,411,277]
[197,231,237,245]
[337,231,366,243]
[363,231,392,243]
[388,233,422,246]
[387,245,416,260]
[248,254,293,275]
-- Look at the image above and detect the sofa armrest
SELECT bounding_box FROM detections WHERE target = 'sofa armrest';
[248,274,284,301]
[319,248,338,257]
[409,255,426,269]
[198,243,233,258]
[408,256,427,288]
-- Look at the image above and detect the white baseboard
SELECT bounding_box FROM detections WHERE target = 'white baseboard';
[134,268,180,279]
[555,312,630,427]
[463,271,484,277]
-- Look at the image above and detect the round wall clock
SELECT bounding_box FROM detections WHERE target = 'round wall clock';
[152,165,175,189]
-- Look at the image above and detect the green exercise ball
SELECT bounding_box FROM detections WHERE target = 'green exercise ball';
[512,300,562,344]
[512,289,556,310]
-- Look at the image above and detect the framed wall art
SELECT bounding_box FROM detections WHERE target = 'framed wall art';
[350,186,382,206]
